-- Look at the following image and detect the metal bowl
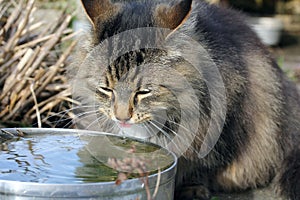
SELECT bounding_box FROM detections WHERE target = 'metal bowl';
[0,128,177,200]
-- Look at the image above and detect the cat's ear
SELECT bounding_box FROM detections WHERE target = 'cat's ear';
[154,0,192,30]
[80,0,121,28]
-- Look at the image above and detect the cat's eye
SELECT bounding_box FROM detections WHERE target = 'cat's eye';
[134,89,152,104]
[97,87,113,97]
[136,89,152,96]
[133,89,151,105]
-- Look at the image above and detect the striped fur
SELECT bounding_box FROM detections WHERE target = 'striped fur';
[71,0,300,199]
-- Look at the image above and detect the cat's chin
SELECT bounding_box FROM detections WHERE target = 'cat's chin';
[118,124,153,140]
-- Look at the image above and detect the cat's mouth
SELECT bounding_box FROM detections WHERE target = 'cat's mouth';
[118,123,152,140]
[118,122,132,128]
[112,114,167,140]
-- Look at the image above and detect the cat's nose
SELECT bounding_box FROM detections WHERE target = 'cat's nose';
[115,116,131,123]
[114,110,132,122]
[114,102,133,123]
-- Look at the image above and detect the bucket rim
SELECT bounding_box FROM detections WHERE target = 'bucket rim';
[0,128,177,198]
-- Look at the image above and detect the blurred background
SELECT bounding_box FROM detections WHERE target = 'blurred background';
[207,0,300,88]
[0,0,299,128]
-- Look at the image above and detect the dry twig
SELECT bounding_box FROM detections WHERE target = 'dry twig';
[107,145,163,200]
[0,0,78,127]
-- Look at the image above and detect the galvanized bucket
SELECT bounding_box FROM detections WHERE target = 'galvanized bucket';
[0,128,177,200]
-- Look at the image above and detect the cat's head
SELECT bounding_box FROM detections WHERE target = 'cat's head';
[73,0,214,155]
[74,46,204,143]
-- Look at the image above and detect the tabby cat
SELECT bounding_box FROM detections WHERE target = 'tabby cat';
[71,0,300,199]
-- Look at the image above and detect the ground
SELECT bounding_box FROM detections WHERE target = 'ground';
[215,187,285,200]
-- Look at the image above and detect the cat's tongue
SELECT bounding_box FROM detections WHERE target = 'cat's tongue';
[119,124,152,139]
[119,122,132,128]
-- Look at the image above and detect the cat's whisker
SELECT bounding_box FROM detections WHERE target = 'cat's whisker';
[110,123,120,133]
[64,110,99,128]
[71,110,97,121]
[150,117,204,153]
[102,117,118,133]
[38,105,97,128]
[151,115,222,156]
[143,121,162,137]
[152,113,201,136]
[148,120,183,153]
[105,119,120,134]
[48,105,96,118]
[142,123,162,145]
[85,113,112,130]
[74,111,102,124]
[85,117,104,130]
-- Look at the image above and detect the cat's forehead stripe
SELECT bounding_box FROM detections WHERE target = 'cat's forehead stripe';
[136,77,143,89]
[129,65,140,82]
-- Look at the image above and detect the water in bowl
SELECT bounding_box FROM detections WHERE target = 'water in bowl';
[0,132,173,184]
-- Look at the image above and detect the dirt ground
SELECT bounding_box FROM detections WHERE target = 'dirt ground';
[215,187,285,200]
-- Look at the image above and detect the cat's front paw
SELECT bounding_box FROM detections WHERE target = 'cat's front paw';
[175,185,211,200]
